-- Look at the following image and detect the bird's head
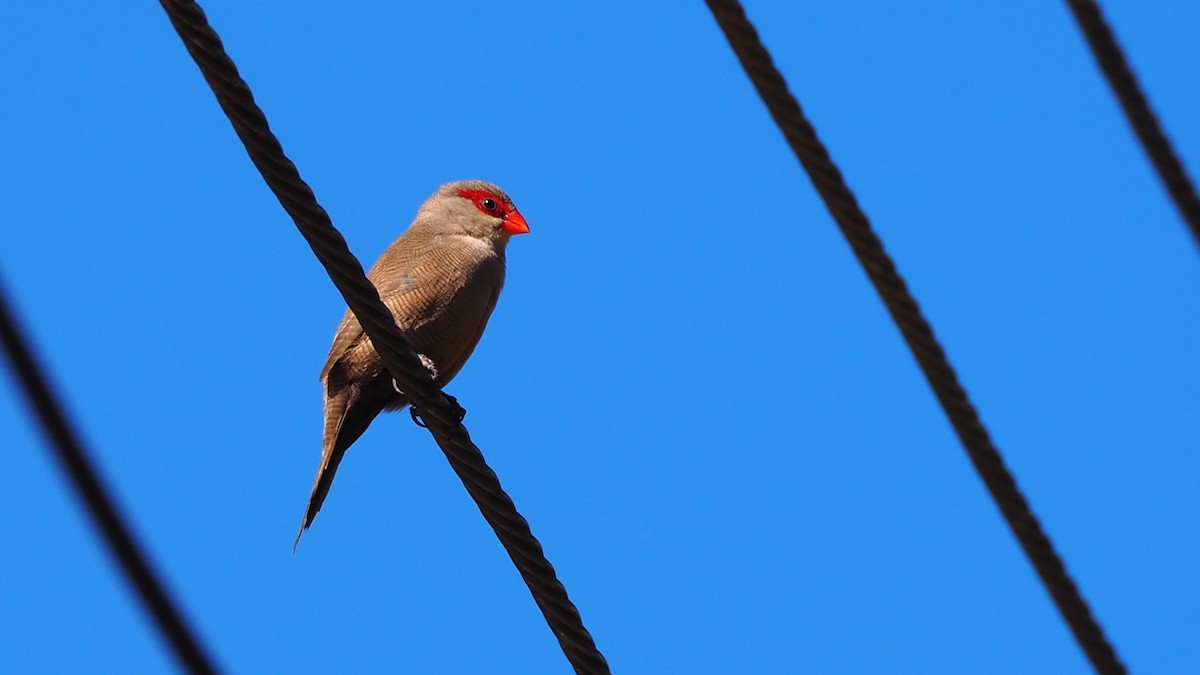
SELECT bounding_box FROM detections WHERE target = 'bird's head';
[420,180,529,246]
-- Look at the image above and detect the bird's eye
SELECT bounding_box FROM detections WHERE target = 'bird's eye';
[481,198,498,212]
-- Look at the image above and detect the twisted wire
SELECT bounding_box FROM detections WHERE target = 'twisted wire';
[0,280,220,674]
[704,2,1125,673]
[1065,0,1200,251]
[157,2,608,672]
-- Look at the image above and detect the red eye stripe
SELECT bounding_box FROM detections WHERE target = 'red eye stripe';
[457,189,510,217]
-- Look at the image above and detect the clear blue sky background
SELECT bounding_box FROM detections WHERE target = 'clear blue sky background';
[2,2,1197,673]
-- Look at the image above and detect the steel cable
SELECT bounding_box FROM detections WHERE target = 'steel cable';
[0,280,221,675]
[704,2,1126,673]
[156,1,609,672]
[1065,0,1200,251]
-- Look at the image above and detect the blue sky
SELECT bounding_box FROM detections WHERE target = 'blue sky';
[2,2,1197,673]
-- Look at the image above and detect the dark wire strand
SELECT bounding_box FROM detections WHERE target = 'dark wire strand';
[0,279,220,675]
[703,2,1126,673]
[1070,0,1200,249]
[1065,0,1200,251]
[155,2,609,673]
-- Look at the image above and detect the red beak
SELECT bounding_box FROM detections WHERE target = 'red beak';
[502,209,530,235]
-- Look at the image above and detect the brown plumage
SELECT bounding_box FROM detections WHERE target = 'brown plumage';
[295,180,529,548]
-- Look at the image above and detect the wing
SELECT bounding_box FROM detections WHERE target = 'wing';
[317,276,421,384]
[318,231,436,386]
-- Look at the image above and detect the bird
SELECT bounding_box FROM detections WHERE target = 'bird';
[295,180,529,548]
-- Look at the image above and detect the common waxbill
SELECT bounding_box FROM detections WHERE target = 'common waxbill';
[296,180,529,546]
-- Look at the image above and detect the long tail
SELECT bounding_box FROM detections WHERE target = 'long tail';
[294,388,385,551]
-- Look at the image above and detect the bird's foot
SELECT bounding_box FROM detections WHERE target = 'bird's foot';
[393,354,438,396]
[408,405,425,427]
[409,392,467,429]
[443,393,467,422]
